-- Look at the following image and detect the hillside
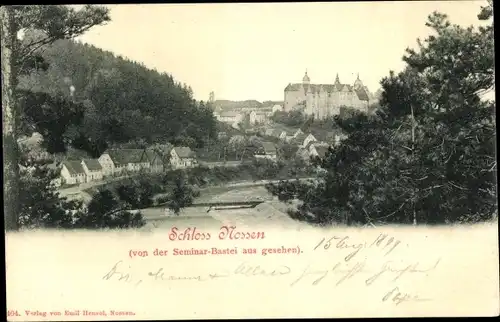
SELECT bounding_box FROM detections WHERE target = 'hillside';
[18,32,217,157]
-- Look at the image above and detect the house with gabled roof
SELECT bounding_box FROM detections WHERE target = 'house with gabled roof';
[293,128,304,138]
[170,146,197,169]
[302,133,318,148]
[249,110,269,125]
[310,144,330,159]
[279,129,295,141]
[217,111,243,125]
[255,141,277,161]
[98,149,150,176]
[81,159,103,182]
[144,149,165,173]
[61,160,86,185]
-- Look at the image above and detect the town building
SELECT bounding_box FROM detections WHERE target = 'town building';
[249,110,268,125]
[284,71,378,119]
[302,133,318,148]
[98,149,150,176]
[272,104,283,113]
[308,141,330,157]
[170,146,197,169]
[216,111,243,125]
[279,129,295,141]
[310,145,330,159]
[293,129,304,138]
[255,142,278,161]
[144,149,165,173]
[60,160,86,185]
[81,159,103,182]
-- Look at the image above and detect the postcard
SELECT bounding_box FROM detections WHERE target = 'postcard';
[3,1,499,320]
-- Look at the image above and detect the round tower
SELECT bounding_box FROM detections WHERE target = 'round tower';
[354,73,364,89]
[302,70,310,85]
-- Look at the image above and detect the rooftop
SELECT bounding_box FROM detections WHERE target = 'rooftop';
[82,159,102,171]
[105,149,145,165]
[173,146,196,158]
[62,160,85,175]
[260,142,277,154]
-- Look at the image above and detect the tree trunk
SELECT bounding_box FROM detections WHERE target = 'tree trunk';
[1,6,20,231]
[411,104,417,226]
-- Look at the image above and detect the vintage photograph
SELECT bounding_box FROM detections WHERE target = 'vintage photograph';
[2,1,496,232]
[2,1,498,320]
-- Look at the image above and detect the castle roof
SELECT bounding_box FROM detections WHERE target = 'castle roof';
[285,83,370,101]
[303,71,310,82]
[354,87,370,101]
[354,73,364,87]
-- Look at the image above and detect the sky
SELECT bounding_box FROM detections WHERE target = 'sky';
[75,1,490,102]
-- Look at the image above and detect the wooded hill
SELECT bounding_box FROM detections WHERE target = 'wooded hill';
[18,32,217,157]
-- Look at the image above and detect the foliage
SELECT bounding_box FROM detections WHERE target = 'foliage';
[271,110,306,127]
[74,189,146,229]
[165,171,197,215]
[277,142,299,160]
[5,5,110,230]
[17,89,85,153]
[17,31,217,157]
[18,154,80,229]
[9,5,216,230]
[266,4,496,226]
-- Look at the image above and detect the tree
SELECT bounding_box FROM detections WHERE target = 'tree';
[167,172,196,215]
[277,142,299,161]
[2,6,19,230]
[18,149,82,229]
[270,110,305,127]
[74,189,145,229]
[2,5,110,231]
[228,135,246,159]
[266,3,495,226]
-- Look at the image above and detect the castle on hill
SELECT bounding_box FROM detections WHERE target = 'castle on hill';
[284,71,378,119]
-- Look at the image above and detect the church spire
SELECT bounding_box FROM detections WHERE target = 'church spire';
[335,73,340,84]
[356,72,360,80]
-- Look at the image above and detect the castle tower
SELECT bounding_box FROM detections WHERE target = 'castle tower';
[354,73,364,89]
[302,70,310,85]
[334,73,342,91]
[209,91,215,103]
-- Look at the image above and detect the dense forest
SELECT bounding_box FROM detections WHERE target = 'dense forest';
[18,31,217,157]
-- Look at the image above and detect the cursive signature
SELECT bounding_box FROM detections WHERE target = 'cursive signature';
[382,286,432,305]
[365,258,441,286]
